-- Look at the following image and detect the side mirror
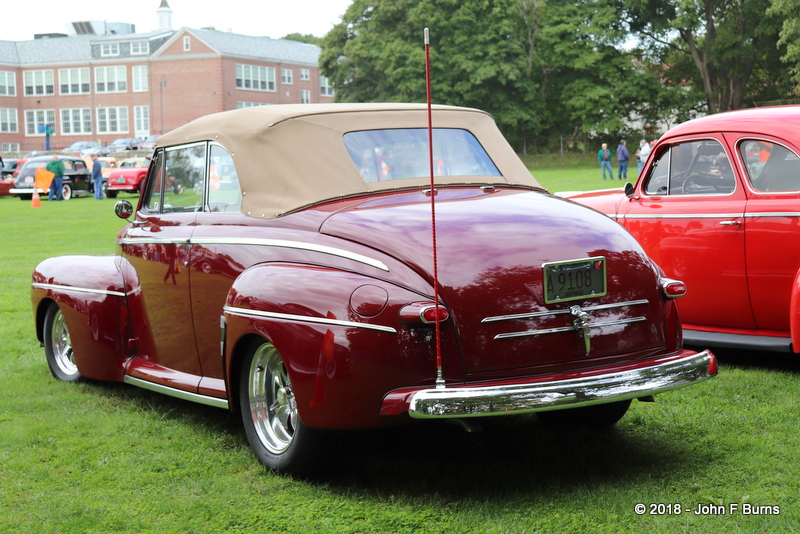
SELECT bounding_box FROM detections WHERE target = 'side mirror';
[624,182,635,198]
[115,200,134,221]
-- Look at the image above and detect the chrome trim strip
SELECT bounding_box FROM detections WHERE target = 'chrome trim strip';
[190,237,389,271]
[124,376,229,409]
[744,212,800,218]
[31,282,127,298]
[118,236,390,271]
[482,299,649,324]
[494,316,646,340]
[407,350,716,419]
[620,213,743,220]
[223,305,397,334]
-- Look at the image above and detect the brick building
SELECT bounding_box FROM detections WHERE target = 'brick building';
[0,2,334,152]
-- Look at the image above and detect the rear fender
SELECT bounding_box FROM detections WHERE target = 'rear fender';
[790,268,800,353]
[32,255,131,381]
[222,262,460,429]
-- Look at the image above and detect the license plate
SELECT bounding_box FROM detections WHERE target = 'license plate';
[117,178,126,183]
[543,257,607,304]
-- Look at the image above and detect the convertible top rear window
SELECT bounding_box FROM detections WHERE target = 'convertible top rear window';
[343,128,501,183]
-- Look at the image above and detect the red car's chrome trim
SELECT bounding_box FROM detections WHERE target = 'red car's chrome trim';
[383,350,716,419]
[620,213,743,219]
[481,299,649,323]
[118,236,390,272]
[493,316,647,340]
[223,305,398,334]
[124,376,229,409]
[32,282,127,298]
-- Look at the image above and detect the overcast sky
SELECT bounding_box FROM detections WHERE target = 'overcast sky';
[3,0,353,42]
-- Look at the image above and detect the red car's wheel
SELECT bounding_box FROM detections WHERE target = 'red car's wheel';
[239,340,328,476]
[43,303,84,382]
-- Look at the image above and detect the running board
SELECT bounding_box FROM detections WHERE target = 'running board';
[124,375,230,409]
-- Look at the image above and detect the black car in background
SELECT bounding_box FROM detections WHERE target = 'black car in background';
[9,155,93,200]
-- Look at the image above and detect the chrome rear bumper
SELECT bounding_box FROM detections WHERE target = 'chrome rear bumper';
[405,350,716,419]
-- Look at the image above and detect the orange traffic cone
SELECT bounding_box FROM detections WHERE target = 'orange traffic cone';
[31,190,41,208]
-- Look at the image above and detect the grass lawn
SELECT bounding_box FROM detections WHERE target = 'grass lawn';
[1,170,799,533]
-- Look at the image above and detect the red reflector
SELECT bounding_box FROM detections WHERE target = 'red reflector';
[661,278,687,299]
[400,303,449,326]
[708,353,718,376]
[421,306,449,323]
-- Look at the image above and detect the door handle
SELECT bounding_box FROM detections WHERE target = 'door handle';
[719,220,741,226]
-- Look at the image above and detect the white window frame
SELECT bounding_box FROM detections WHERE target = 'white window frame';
[101,43,120,57]
[183,36,191,51]
[235,101,272,109]
[23,70,55,96]
[320,76,334,97]
[95,66,128,94]
[300,89,311,104]
[132,65,148,92]
[0,71,16,96]
[1,142,20,151]
[300,68,310,81]
[58,68,90,95]
[131,41,150,55]
[24,109,55,136]
[281,68,293,85]
[97,106,129,134]
[235,63,276,92]
[0,108,18,133]
[60,108,92,135]
[134,105,150,138]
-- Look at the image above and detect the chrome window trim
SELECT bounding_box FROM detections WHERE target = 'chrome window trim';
[482,299,648,324]
[733,136,800,195]
[406,350,716,419]
[642,137,738,198]
[32,282,126,298]
[124,376,229,409]
[223,305,397,334]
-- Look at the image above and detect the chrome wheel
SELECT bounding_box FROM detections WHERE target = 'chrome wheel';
[248,343,297,454]
[44,304,83,382]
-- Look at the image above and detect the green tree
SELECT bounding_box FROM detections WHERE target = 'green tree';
[281,33,323,45]
[769,0,800,93]
[626,0,792,112]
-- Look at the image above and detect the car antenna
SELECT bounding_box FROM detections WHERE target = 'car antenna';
[425,28,445,389]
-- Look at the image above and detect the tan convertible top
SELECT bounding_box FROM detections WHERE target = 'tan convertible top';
[156,103,541,218]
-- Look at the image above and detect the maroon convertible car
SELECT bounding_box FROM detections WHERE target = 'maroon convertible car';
[31,104,716,475]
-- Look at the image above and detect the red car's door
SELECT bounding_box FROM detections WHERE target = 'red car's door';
[734,136,800,333]
[621,136,754,330]
[120,145,206,392]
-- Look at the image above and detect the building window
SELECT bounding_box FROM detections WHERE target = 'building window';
[300,68,310,81]
[58,68,90,95]
[132,65,148,92]
[0,71,16,96]
[235,63,276,92]
[134,105,150,137]
[60,108,92,135]
[235,101,271,108]
[131,41,150,55]
[25,109,55,136]
[95,66,127,93]
[23,70,55,96]
[97,106,129,134]
[300,90,311,104]
[0,108,18,133]
[101,43,120,57]
[1,142,20,151]
[320,76,334,97]
[183,36,191,51]
[281,68,293,85]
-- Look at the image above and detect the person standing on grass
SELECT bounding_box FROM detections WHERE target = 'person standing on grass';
[636,139,651,175]
[46,155,64,201]
[91,154,104,200]
[598,143,613,180]
[616,140,629,181]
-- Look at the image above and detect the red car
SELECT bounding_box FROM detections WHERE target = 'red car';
[31,104,716,475]
[566,106,800,353]
[106,157,149,198]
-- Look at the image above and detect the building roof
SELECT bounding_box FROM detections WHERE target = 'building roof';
[0,27,320,66]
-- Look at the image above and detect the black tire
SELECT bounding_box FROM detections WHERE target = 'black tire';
[537,399,631,429]
[238,340,328,476]
[19,194,32,201]
[62,183,72,200]
[43,304,84,382]
[106,190,118,199]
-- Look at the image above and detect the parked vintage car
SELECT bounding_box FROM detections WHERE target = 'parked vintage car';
[566,106,800,353]
[108,137,142,152]
[2,157,20,177]
[10,155,93,200]
[138,135,160,152]
[31,104,716,475]
[0,157,19,196]
[106,157,150,198]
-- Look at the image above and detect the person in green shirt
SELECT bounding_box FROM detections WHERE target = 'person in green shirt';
[597,143,613,180]
[46,156,65,201]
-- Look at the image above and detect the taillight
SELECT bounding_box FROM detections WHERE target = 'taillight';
[661,278,687,299]
[400,303,449,326]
